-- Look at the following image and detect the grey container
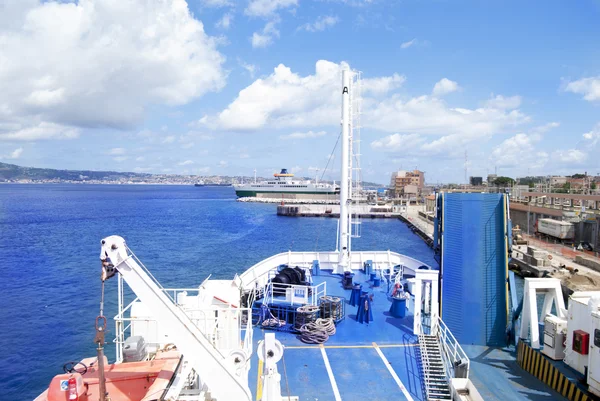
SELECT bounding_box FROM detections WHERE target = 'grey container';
[123,336,147,362]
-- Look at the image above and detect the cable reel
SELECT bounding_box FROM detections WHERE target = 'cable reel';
[257,336,284,365]
[227,349,249,377]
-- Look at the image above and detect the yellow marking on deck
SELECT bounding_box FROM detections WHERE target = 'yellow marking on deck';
[285,343,419,349]
[256,358,263,401]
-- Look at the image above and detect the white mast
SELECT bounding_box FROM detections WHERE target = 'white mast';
[335,68,352,274]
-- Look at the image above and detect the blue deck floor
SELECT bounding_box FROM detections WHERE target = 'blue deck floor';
[248,270,570,401]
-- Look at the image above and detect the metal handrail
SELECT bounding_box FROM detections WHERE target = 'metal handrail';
[114,287,253,362]
[432,316,470,379]
[262,281,326,306]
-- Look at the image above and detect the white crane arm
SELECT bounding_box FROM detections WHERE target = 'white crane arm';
[100,235,252,401]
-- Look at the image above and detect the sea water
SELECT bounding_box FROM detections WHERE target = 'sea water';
[0,184,435,400]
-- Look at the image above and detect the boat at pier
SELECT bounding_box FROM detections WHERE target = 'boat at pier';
[233,169,339,199]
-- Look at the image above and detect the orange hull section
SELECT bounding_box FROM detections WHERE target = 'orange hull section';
[38,351,180,401]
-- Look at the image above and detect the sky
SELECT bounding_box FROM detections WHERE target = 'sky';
[0,0,599,184]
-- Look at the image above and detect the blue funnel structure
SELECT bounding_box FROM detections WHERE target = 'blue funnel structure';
[357,293,373,324]
[435,192,510,346]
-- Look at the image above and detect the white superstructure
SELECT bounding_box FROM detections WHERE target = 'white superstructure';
[233,169,338,198]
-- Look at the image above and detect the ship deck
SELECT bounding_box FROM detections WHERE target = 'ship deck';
[249,270,569,401]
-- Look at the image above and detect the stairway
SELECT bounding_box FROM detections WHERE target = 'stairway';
[419,334,452,401]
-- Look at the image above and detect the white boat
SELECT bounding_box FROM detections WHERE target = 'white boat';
[233,169,339,198]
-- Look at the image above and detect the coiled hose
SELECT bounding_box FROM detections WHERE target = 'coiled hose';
[299,318,336,344]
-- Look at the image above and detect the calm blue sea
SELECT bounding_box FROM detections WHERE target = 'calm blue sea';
[0,184,435,400]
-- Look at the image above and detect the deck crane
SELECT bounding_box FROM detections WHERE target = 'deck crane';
[100,235,252,401]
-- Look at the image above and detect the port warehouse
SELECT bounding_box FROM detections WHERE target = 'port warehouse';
[509,191,600,250]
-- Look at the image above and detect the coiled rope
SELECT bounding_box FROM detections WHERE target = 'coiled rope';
[260,305,286,328]
[298,318,336,344]
[295,305,320,330]
[319,296,342,320]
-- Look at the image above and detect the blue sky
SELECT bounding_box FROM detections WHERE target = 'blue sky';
[0,0,599,184]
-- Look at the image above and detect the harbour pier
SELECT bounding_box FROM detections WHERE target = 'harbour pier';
[276,203,404,218]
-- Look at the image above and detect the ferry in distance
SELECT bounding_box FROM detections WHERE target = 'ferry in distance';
[233,169,339,198]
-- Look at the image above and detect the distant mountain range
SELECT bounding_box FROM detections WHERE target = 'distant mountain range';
[0,161,154,181]
[0,161,384,187]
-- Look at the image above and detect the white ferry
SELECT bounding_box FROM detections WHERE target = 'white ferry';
[233,169,339,198]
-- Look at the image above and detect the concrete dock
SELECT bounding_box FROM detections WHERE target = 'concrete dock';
[511,243,600,294]
[276,203,404,218]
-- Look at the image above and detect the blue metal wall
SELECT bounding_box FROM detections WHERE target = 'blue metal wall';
[440,193,508,346]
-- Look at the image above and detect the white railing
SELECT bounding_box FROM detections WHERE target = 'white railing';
[432,316,470,379]
[114,288,253,362]
[263,281,327,307]
[239,251,432,291]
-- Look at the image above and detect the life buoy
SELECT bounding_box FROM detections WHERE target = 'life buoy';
[548,255,553,260]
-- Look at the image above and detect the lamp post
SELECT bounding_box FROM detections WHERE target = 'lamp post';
[528,195,547,236]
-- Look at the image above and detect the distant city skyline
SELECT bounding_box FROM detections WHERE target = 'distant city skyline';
[0,1,599,184]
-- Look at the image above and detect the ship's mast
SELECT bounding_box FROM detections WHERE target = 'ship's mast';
[336,68,352,274]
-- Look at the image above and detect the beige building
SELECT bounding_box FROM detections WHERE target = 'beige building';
[390,170,425,197]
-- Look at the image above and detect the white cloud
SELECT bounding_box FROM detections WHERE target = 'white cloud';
[240,153,250,159]
[113,156,128,162]
[400,39,417,49]
[553,149,588,164]
[178,160,194,166]
[400,38,429,49]
[251,20,280,48]
[0,0,225,137]
[290,165,302,174]
[565,77,600,102]
[10,148,23,159]
[109,148,126,156]
[280,130,327,140]
[0,147,24,160]
[490,133,543,168]
[489,122,560,169]
[218,160,228,167]
[366,95,528,137]
[485,95,522,110]
[201,0,232,7]
[198,166,211,174]
[135,156,145,162]
[245,0,297,17]
[163,136,176,144]
[239,60,258,78]
[371,133,424,152]
[298,15,339,32]
[201,60,348,131]
[432,78,459,97]
[0,122,79,141]
[202,60,529,155]
[362,74,405,95]
[216,13,233,30]
[583,123,600,146]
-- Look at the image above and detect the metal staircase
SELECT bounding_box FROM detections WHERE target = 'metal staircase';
[419,334,452,401]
